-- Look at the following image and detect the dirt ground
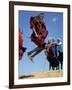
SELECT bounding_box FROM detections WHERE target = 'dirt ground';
[19,70,63,79]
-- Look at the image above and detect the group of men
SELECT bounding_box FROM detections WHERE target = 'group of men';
[45,38,63,70]
[19,13,63,70]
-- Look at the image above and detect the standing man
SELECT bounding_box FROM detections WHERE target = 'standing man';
[57,39,63,69]
[44,39,59,70]
[19,30,26,60]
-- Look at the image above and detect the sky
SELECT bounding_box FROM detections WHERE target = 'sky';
[18,10,63,75]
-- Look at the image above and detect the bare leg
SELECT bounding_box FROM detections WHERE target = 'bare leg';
[52,67,55,70]
[56,66,59,70]
[61,62,63,70]
[49,63,52,70]
[27,46,40,56]
[28,46,44,62]
[31,47,44,58]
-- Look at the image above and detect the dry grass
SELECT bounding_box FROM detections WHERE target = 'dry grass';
[19,70,63,79]
[32,70,63,78]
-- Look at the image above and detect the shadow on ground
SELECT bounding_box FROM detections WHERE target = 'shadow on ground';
[19,75,34,79]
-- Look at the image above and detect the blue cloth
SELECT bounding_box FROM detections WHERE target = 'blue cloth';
[57,44,63,56]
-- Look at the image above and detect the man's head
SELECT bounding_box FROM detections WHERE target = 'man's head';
[57,39,63,45]
[48,39,52,44]
[57,39,61,43]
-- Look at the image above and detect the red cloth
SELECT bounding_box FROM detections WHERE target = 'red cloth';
[32,37,44,46]
[19,32,23,48]
[30,16,48,46]
[19,32,23,60]
[19,49,24,60]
